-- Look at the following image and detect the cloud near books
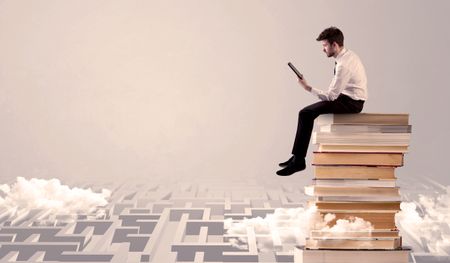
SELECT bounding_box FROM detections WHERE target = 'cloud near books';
[0,177,111,220]
[225,189,450,254]
[396,186,450,255]
[225,206,374,251]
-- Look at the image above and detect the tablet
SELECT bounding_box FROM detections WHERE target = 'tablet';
[288,62,303,80]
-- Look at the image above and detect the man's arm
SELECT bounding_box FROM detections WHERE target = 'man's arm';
[298,64,352,101]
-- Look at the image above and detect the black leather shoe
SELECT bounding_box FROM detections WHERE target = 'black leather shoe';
[279,155,295,167]
[276,158,306,176]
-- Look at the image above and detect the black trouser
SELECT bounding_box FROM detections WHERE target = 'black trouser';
[291,94,365,157]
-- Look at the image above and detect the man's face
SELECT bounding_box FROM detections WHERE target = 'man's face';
[321,40,336,57]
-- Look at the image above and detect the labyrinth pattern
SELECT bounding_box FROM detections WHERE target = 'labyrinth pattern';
[0,176,448,263]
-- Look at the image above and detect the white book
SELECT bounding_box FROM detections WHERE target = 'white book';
[312,132,411,145]
[304,185,400,197]
[317,144,409,153]
[305,236,402,250]
[319,124,412,133]
[313,179,396,187]
[297,247,410,263]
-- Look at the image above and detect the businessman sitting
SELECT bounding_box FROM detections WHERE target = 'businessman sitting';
[277,26,368,176]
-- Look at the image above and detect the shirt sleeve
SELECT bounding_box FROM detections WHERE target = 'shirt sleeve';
[310,63,352,101]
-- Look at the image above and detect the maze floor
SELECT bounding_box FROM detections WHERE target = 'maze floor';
[0,175,448,263]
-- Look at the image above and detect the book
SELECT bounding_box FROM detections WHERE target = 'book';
[316,195,402,202]
[317,144,408,153]
[312,132,411,145]
[305,186,400,197]
[319,220,396,230]
[312,152,404,166]
[316,210,397,225]
[310,201,401,211]
[316,113,409,125]
[314,166,396,179]
[319,124,412,133]
[305,237,402,250]
[306,112,412,253]
[310,229,400,238]
[313,179,396,187]
[297,246,410,263]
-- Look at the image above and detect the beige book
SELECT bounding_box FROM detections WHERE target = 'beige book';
[312,152,404,166]
[305,237,402,250]
[310,229,400,238]
[316,212,397,230]
[317,144,409,153]
[310,200,401,211]
[316,196,402,202]
[314,166,396,179]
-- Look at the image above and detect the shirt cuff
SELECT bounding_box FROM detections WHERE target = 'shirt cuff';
[310,87,321,98]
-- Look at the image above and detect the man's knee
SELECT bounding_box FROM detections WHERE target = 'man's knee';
[356,104,364,113]
[299,108,316,120]
[299,104,317,114]
[299,101,331,120]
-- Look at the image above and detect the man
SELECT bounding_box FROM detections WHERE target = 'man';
[277,26,368,176]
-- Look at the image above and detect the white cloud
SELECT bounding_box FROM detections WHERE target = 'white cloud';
[225,206,373,251]
[225,186,450,255]
[320,215,374,234]
[0,177,111,220]
[396,186,450,255]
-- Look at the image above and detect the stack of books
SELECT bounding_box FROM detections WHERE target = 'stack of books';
[300,113,412,263]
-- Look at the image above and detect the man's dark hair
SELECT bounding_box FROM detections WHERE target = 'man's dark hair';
[316,27,344,47]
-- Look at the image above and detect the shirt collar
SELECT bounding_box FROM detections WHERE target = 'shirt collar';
[335,47,348,62]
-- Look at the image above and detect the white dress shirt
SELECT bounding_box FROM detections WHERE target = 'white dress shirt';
[310,48,368,101]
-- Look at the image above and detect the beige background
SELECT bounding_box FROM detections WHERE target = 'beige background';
[1,0,449,184]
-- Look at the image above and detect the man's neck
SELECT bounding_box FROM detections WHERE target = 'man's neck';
[333,46,345,58]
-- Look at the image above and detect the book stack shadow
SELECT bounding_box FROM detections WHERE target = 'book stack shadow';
[298,113,412,263]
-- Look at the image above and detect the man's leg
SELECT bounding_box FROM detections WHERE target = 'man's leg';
[291,101,335,158]
[277,95,364,176]
[293,95,364,157]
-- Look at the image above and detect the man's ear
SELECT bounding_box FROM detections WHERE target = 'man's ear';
[331,41,338,49]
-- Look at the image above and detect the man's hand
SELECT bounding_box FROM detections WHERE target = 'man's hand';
[298,78,312,92]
